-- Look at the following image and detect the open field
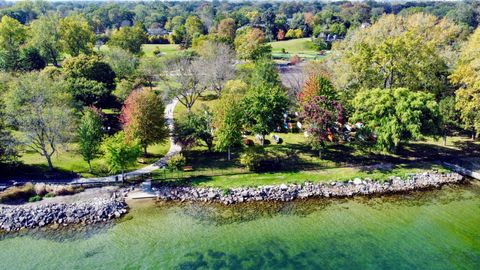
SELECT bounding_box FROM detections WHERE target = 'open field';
[268,38,328,60]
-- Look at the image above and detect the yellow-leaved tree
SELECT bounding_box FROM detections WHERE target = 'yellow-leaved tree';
[450,27,480,139]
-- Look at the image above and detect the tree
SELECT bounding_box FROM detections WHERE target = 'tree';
[251,57,281,88]
[78,107,104,172]
[337,13,464,95]
[217,18,236,42]
[298,74,336,104]
[29,15,62,66]
[450,27,480,139]
[243,84,290,145]
[164,56,206,112]
[173,107,214,152]
[0,16,28,71]
[301,96,346,158]
[4,73,75,170]
[101,131,141,180]
[214,91,244,160]
[0,100,17,164]
[138,57,163,90]
[59,15,95,56]
[108,23,147,55]
[120,88,168,156]
[352,88,440,153]
[102,47,138,80]
[19,46,47,71]
[185,15,205,40]
[200,42,235,96]
[438,96,459,146]
[63,54,116,107]
[234,27,271,60]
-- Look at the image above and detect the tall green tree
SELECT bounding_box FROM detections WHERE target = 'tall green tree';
[352,88,440,153]
[78,107,104,172]
[63,54,116,107]
[0,16,28,71]
[59,15,95,56]
[243,84,289,145]
[101,131,141,180]
[438,96,459,146]
[29,15,62,66]
[173,107,214,152]
[108,23,147,55]
[120,88,168,156]
[4,73,75,170]
[102,47,138,80]
[214,92,244,160]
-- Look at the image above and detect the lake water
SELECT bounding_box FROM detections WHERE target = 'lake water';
[1,182,479,270]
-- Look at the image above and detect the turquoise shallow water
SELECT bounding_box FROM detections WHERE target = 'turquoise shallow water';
[1,182,480,270]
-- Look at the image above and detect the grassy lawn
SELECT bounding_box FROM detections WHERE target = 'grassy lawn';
[142,44,180,57]
[268,38,328,60]
[18,141,170,178]
[162,95,479,188]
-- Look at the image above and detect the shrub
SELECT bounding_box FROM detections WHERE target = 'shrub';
[28,195,42,203]
[167,153,187,171]
[0,183,35,203]
[240,149,264,171]
[44,192,56,198]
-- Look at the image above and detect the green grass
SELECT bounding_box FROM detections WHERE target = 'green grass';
[141,44,180,57]
[98,44,181,57]
[19,141,170,178]
[268,38,328,60]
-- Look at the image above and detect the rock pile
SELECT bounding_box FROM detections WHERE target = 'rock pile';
[154,172,464,204]
[0,197,127,232]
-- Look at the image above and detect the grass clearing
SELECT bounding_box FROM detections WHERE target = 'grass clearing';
[18,141,170,178]
[142,44,180,57]
[268,38,328,60]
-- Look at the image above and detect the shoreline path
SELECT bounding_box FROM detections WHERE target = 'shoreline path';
[71,99,181,184]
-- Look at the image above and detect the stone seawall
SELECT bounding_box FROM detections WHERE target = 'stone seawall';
[0,196,127,232]
[153,172,464,204]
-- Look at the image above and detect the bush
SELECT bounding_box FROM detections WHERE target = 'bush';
[28,195,42,203]
[44,192,56,198]
[167,153,187,171]
[0,183,35,203]
[240,150,262,171]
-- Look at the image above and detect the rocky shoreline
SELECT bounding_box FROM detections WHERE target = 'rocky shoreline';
[0,195,127,232]
[152,172,464,204]
[0,172,465,232]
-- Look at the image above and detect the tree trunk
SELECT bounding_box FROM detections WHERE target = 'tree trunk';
[472,128,476,140]
[318,149,322,159]
[261,134,265,146]
[88,160,92,173]
[443,134,447,146]
[143,145,148,157]
[45,154,54,171]
[228,147,231,161]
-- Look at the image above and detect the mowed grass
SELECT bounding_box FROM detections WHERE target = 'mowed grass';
[160,95,459,188]
[19,142,170,178]
[268,38,328,60]
[142,44,180,57]
[98,44,180,57]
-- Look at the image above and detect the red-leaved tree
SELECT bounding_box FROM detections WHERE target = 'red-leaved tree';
[120,88,168,156]
[301,96,346,158]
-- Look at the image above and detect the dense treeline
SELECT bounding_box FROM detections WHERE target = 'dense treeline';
[0,0,479,177]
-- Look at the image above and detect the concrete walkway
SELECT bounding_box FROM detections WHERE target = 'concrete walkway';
[71,99,181,184]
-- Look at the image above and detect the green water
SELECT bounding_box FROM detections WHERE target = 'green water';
[1,183,480,270]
